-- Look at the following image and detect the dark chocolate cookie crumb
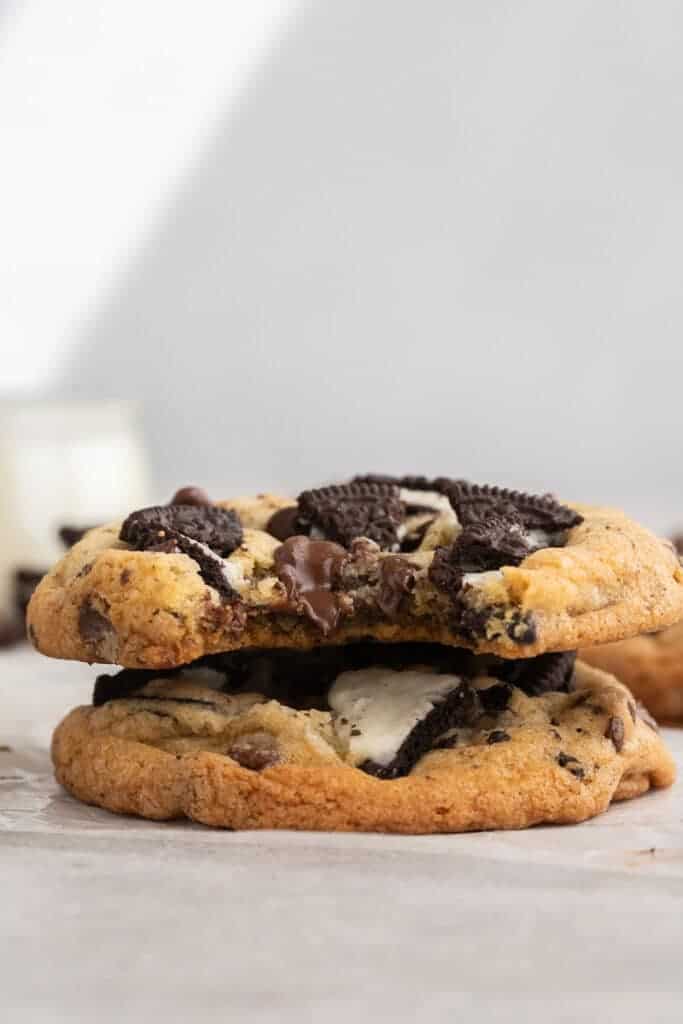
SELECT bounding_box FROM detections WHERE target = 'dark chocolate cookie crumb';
[297,482,404,550]
[487,730,511,744]
[479,683,513,713]
[360,682,477,779]
[120,504,242,558]
[605,715,625,752]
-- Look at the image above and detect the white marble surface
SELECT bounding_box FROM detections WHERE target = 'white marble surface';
[3,647,683,1022]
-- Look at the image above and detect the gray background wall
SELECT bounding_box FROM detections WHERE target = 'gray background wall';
[8,1,683,528]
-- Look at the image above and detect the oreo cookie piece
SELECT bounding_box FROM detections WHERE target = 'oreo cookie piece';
[360,682,478,780]
[93,668,168,706]
[445,481,582,533]
[120,504,242,558]
[297,482,404,550]
[495,651,576,696]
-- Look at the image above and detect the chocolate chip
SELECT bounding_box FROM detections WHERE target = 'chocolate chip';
[266,506,300,542]
[274,536,348,634]
[169,485,211,507]
[58,525,91,548]
[377,557,416,616]
[297,482,404,550]
[78,601,112,644]
[120,569,132,585]
[227,732,280,770]
[556,751,584,777]
[120,504,242,558]
[605,715,625,752]
[361,682,477,779]
[487,730,511,744]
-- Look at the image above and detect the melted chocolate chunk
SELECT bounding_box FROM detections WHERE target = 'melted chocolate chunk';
[487,730,511,744]
[297,482,404,550]
[266,506,300,542]
[78,601,112,644]
[377,557,416,616]
[605,715,625,752]
[169,485,211,507]
[360,682,478,779]
[227,732,281,770]
[274,536,348,634]
[120,504,242,558]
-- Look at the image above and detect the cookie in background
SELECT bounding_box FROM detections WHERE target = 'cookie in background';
[581,535,683,723]
[0,400,150,647]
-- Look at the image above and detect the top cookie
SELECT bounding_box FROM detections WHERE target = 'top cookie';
[27,476,683,668]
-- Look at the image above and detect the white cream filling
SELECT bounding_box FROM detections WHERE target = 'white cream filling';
[328,666,463,766]
[399,488,458,522]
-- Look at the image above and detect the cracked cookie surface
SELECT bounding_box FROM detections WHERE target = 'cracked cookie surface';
[27,480,683,668]
[51,660,675,832]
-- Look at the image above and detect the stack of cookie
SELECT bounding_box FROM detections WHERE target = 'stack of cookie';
[27,476,683,833]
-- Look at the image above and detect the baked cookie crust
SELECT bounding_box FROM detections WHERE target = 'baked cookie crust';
[28,491,683,668]
[51,662,675,833]
[581,621,683,723]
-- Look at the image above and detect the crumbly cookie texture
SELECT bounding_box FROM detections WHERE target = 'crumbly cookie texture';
[27,485,683,669]
[51,661,675,833]
[581,620,683,723]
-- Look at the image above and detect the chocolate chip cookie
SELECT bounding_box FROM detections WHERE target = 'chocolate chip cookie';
[51,651,675,832]
[27,477,683,668]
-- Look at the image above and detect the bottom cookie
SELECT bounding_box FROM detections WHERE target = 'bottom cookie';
[581,621,683,723]
[52,645,675,833]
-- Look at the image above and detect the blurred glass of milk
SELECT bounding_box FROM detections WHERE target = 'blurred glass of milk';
[0,401,150,616]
